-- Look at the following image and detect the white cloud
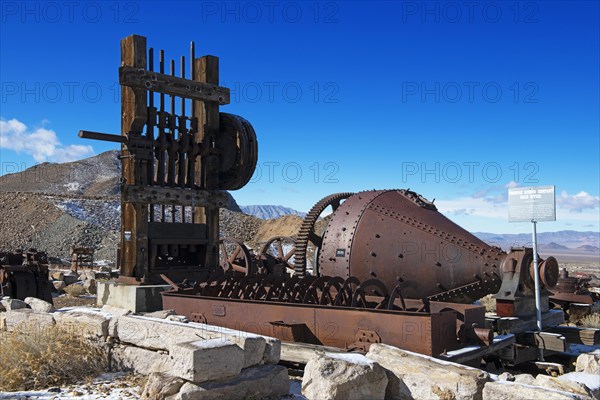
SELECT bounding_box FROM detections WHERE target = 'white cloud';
[0,118,94,163]
[557,190,600,213]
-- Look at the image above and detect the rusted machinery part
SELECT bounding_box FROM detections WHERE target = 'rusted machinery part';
[218,237,256,276]
[0,249,53,303]
[317,189,512,302]
[217,113,258,190]
[260,236,296,272]
[293,192,354,277]
[194,272,430,312]
[536,256,559,288]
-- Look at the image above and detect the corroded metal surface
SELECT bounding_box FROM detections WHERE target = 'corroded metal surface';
[0,249,53,303]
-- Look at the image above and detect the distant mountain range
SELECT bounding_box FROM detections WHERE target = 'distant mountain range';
[473,231,599,252]
[0,151,597,256]
[240,205,307,220]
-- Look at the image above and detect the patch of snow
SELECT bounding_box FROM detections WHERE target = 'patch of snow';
[559,372,600,390]
[325,352,374,366]
[64,182,81,192]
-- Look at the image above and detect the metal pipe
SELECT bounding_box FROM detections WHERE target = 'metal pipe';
[531,219,544,360]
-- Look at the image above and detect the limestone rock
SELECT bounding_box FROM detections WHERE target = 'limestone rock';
[1,298,29,311]
[144,309,177,319]
[112,345,172,375]
[53,309,110,339]
[170,364,289,400]
[302,353,387,400]
[514,374,536,385]
[117,315,273,368]
[100,305,131,337]
[3,309,55,333]
[53,280,66,291]
[576,350,600,376]
[366,343,489,400]
[170,339,245,383]
[535,374,595,399]
[498,372,515,382]
[141,372,185,400]
[83,278,97,294]
[24,297,55,313]
[483,381,586,400]
[558,372,600,399]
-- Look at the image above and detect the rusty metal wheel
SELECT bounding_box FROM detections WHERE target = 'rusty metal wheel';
[260,236,296,272]
[219,237,256,276]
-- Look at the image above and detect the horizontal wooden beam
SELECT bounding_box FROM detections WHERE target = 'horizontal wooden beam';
[119,66,230,104]
[122,185,228,208]
[438,334,516,364]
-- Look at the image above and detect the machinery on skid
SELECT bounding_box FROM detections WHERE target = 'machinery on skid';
[0,249,53,304]
[79,34,596,366]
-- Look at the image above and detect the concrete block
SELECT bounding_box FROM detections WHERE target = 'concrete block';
[170,339,245,383]
[97,281,171,313]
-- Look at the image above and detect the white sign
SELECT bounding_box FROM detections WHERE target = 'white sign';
[508,185,556,222]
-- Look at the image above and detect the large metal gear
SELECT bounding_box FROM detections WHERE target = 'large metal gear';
[293,192,353,276]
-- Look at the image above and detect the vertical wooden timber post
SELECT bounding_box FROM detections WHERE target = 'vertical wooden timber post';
[120,35,148,279]
[193,56,220,269]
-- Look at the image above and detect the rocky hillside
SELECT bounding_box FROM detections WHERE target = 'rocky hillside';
[240,205,306,220]
[0,150,121,197]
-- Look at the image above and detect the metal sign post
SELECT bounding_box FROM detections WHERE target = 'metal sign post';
[508,185,556,361]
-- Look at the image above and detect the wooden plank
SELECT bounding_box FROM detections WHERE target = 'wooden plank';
[120,34,148,279]
[194,56,221,269]
[122,186,228,207]
[549,326,600,345]
[438,334,516,364]
[496,310,565,334]
[280,342,349,364]
[119,66,230,104]
[522,331,567,352]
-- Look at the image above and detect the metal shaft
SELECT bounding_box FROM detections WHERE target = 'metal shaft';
[531,219,544,360]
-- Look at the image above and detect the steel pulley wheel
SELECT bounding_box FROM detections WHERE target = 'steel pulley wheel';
[217,113,258,190]
[294,193,353,276]
[260,236,296,272]
[219,237,256,276]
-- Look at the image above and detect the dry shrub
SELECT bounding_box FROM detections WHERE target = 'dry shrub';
[579,313,600,329]
[64,284,86,297]
[479,294,497,313]
[0,322,108,391]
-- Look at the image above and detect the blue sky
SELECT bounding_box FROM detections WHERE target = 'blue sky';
[1,1,598,233]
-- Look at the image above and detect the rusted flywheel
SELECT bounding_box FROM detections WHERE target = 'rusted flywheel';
[218,237,256,276]
[260,236,296,273]
[217,113,258,190]
[293,192,353,276]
